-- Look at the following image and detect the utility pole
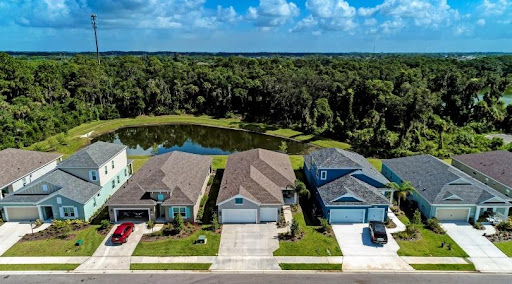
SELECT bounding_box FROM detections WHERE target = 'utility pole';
[91,14,100,64]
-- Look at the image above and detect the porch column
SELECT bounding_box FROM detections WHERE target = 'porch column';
[504,207,510,217]
[389,190,394,204]
[475,207,480,221]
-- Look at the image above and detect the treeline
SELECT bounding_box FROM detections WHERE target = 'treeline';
[1,53,512,158]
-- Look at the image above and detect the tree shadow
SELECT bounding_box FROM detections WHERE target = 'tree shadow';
[295,169,322,226]
[202,170,223,224]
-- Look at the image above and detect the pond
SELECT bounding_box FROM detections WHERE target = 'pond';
[92,124,315,156]
[477,94,512,106]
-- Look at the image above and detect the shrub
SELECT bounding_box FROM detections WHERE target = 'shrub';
[173,214,185,234]
[473,222,484,230]
[147,220,154,229]
[496,220,512,231]
[100,219,110,230]
[319,217,331,234]
[34,219,43,227]
[197,208,204,221]
[290,218,303,239]
[295,180,310,199]
[412,209,422,225]
[212,213,220,231]
[426,218,445,234]
[279,141,288,153]
[395,224,420,240]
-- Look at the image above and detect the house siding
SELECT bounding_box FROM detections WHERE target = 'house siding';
[164,205,194,223]
[38,195,86,220]
[2,160,59,197]
[452,159,512,197]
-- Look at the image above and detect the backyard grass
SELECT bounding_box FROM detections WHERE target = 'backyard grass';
[212,155,228,170]
[279,263,342,270]
[494,242,512,257]
[132,229,220,256]
[128,155,150,172]
[289,155,304,170]
[0,264,80,271]
[2,225,105,257]
[130,263,211,270]
[310,139,351,150]
[273,212,342,256]
[410,263,476,271]
[367,158,382,171]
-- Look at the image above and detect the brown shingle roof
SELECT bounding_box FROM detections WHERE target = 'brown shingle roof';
[217,149,296,205]
[452,150,512,188]
[0,149,62,188]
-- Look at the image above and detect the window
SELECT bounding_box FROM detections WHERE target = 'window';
[111,160,115,169]
[22,177,27,186]
[117,175,120,184]
[93,197,97,207]
[62,207,75,218]
[157,194,164,201]
[320,171,327,180]
[56,197,62,204]
[104,166,108,175]
[42,184,48,192]
[90,170,98,181]
[235,198,244,205]
[173,207,186,218]
[112,180,115,189]
[124,168,127,177]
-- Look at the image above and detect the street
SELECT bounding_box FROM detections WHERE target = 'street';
[0,272,511,284]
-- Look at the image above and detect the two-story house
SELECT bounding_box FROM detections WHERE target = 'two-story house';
[304,148,392,223]
[0,142,132,222]
[0,148,62,199]
[106,151,212,223]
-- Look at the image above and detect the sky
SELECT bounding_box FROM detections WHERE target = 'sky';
[0,0,512,52]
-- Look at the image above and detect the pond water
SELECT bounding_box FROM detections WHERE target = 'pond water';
[92,124,315,156]
[477,94,512,106]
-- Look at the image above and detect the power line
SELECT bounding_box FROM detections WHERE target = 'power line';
[91,14,100,64]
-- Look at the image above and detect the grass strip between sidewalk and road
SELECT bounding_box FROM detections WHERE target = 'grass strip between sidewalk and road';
[0,264,79,271]
[130,263,211,270]
[279,263,342,271]
[410,263,476,271]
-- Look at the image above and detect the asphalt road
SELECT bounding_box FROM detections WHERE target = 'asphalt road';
[1,273,511,284]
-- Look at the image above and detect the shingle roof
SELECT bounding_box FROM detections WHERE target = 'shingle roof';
[0,170,101,205]
[58,142,126,169]
[452,150,512,189]
[383,155,511,205]
[318,175,390,206]
[217,149,296,205]
[107,151,212,206]
[0,149,61,188]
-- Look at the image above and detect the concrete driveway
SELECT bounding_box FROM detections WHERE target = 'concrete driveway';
[210,224,280,270]
[441,222,512,273]
[0,222,50,256]
[76,223,147,271]
[332,224,413,271]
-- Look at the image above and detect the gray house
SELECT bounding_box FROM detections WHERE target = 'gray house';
[106,151,212,223]
[383,155,512,222]
[452,150,512,198]
[217,149,296,223]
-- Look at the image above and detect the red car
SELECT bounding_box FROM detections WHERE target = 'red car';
[111,222,135,244]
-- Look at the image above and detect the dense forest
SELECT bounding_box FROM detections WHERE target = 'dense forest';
[1,53,512,158]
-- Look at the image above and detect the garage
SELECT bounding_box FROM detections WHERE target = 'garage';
[222,209,257,223]
[436,208,470,221]
[329,209,365,223]
[5,207,40,221]
[367,208,386,222]
[260,207,278,222]
[113,208,150,223]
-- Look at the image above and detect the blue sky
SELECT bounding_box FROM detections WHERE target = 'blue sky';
[0,0,511,52]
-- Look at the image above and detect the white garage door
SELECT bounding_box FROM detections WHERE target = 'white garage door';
[260,208,278,222]
[222,209,257,223]
[330,209,365,223]
[368,208,386,222]
[6,207,40,221]
[436,208,470,221]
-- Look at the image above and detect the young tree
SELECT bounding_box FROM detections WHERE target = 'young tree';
[279,141,288,153]
[386,181,415,209]
[173,214,184,234]
[412,209,422,225]
[294,180,310,199]
[212,213,220,231]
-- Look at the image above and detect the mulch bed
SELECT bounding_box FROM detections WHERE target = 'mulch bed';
[486,229,512,243]
[20,223,111,242]
[141,223,218,242]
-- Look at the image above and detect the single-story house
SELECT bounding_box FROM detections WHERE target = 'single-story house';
[382,154,512,222]
[304,148,392,224]
[216,148,297,224]
[452,150,512,198]
[106,151,212,223]
[0,148,62,199]
[0,142,132,222]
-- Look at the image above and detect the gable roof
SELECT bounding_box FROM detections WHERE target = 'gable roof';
[106,151,212,206]
[58,141,126,169]
[217,149,296,205]
[383,155,511,206]
[318,175,390,206]
[0,170,101,205]
[0,148,62,188]
[452,150,512,189]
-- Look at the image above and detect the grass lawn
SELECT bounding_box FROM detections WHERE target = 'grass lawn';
[273,212,342,256]
[130,263,211,270]
[0,264,79,271]
[212,155,228,170]
[279,263,342,271]
[310,139,351,149]
[128,155,150,172]
[132,229,220,256]
[367,158,382,171]
[289,155,304,170]
[410,264,476,271]
[2,225,105,257]
[494,242,512,257]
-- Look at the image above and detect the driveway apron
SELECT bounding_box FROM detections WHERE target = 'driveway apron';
[0,222,50,256]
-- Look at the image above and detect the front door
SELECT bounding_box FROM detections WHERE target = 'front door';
[42,206,54,220]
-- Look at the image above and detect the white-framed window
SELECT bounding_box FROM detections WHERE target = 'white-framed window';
[173,207,187,218]
[89,170,98,181]
[104,165,108,175]
[22,177,27,186]
[320,170,327,180]
[111,160,115,169]
[117,175,120,184]
[124,168,127,177]
[235,198,244,205]
[62,206,75,218]
[57,197,62,204]
[42,184,48,192]
[112,180,115,189]
[93,197,97,207]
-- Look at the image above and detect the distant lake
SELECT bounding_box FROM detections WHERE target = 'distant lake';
[92,124,315,156]
[477,94,512,106]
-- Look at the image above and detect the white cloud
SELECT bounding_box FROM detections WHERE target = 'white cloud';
[246,0,299,28]
[480,0,510,16]
[477,18,486,26]
[380,18,405,34]
[364,18,378,26]
[291,0,358,33]
[454,24,472,36]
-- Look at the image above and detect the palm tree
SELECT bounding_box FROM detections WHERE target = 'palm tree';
[386,181,415,209]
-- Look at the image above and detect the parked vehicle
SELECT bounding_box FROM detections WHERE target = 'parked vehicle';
[111,222,135,244]
[369,221,388,244]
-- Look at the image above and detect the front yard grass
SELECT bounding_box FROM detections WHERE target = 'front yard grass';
[273,212,342,256]
[2,225,105,257]
[410,263,476,271]
[130,263,211,270]
[0,264,79,271]
[279,263,342,271]
[494,242,512,257]
[132,229,220,256]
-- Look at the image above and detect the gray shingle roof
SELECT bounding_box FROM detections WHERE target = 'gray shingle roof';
[217,149,296,205]
[452,150,512,189]
[106,151,212,206]
[58,142,126,169]
[0,148,61,188]
[318,175,390,206]
[383,155,511,205]
[0,170,101,205]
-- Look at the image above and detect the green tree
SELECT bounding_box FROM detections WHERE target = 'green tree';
[386,181,416,209]
[279,141,288,153]
[412,209,422,225]
[173,214,184,234]
[294,180,310,199]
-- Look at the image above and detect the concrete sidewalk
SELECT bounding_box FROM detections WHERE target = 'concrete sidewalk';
[387,210,406,234]
[131,256,216,264]
[401,257,469,264]
[274,256,343,264]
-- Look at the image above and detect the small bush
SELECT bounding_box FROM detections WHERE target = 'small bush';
[290,218,303,239]
[319,217,331,234]
[395,224,420,240]
[172,214,185,234]
[412,209,422,225]
[34,219,43,227]
[473,222,484,230]
[426,218,445,234]
[197,208,204,221]
[147,220,154,229]
[496,220,512,231]
[100,219,110,230]
[212,213,220,231]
